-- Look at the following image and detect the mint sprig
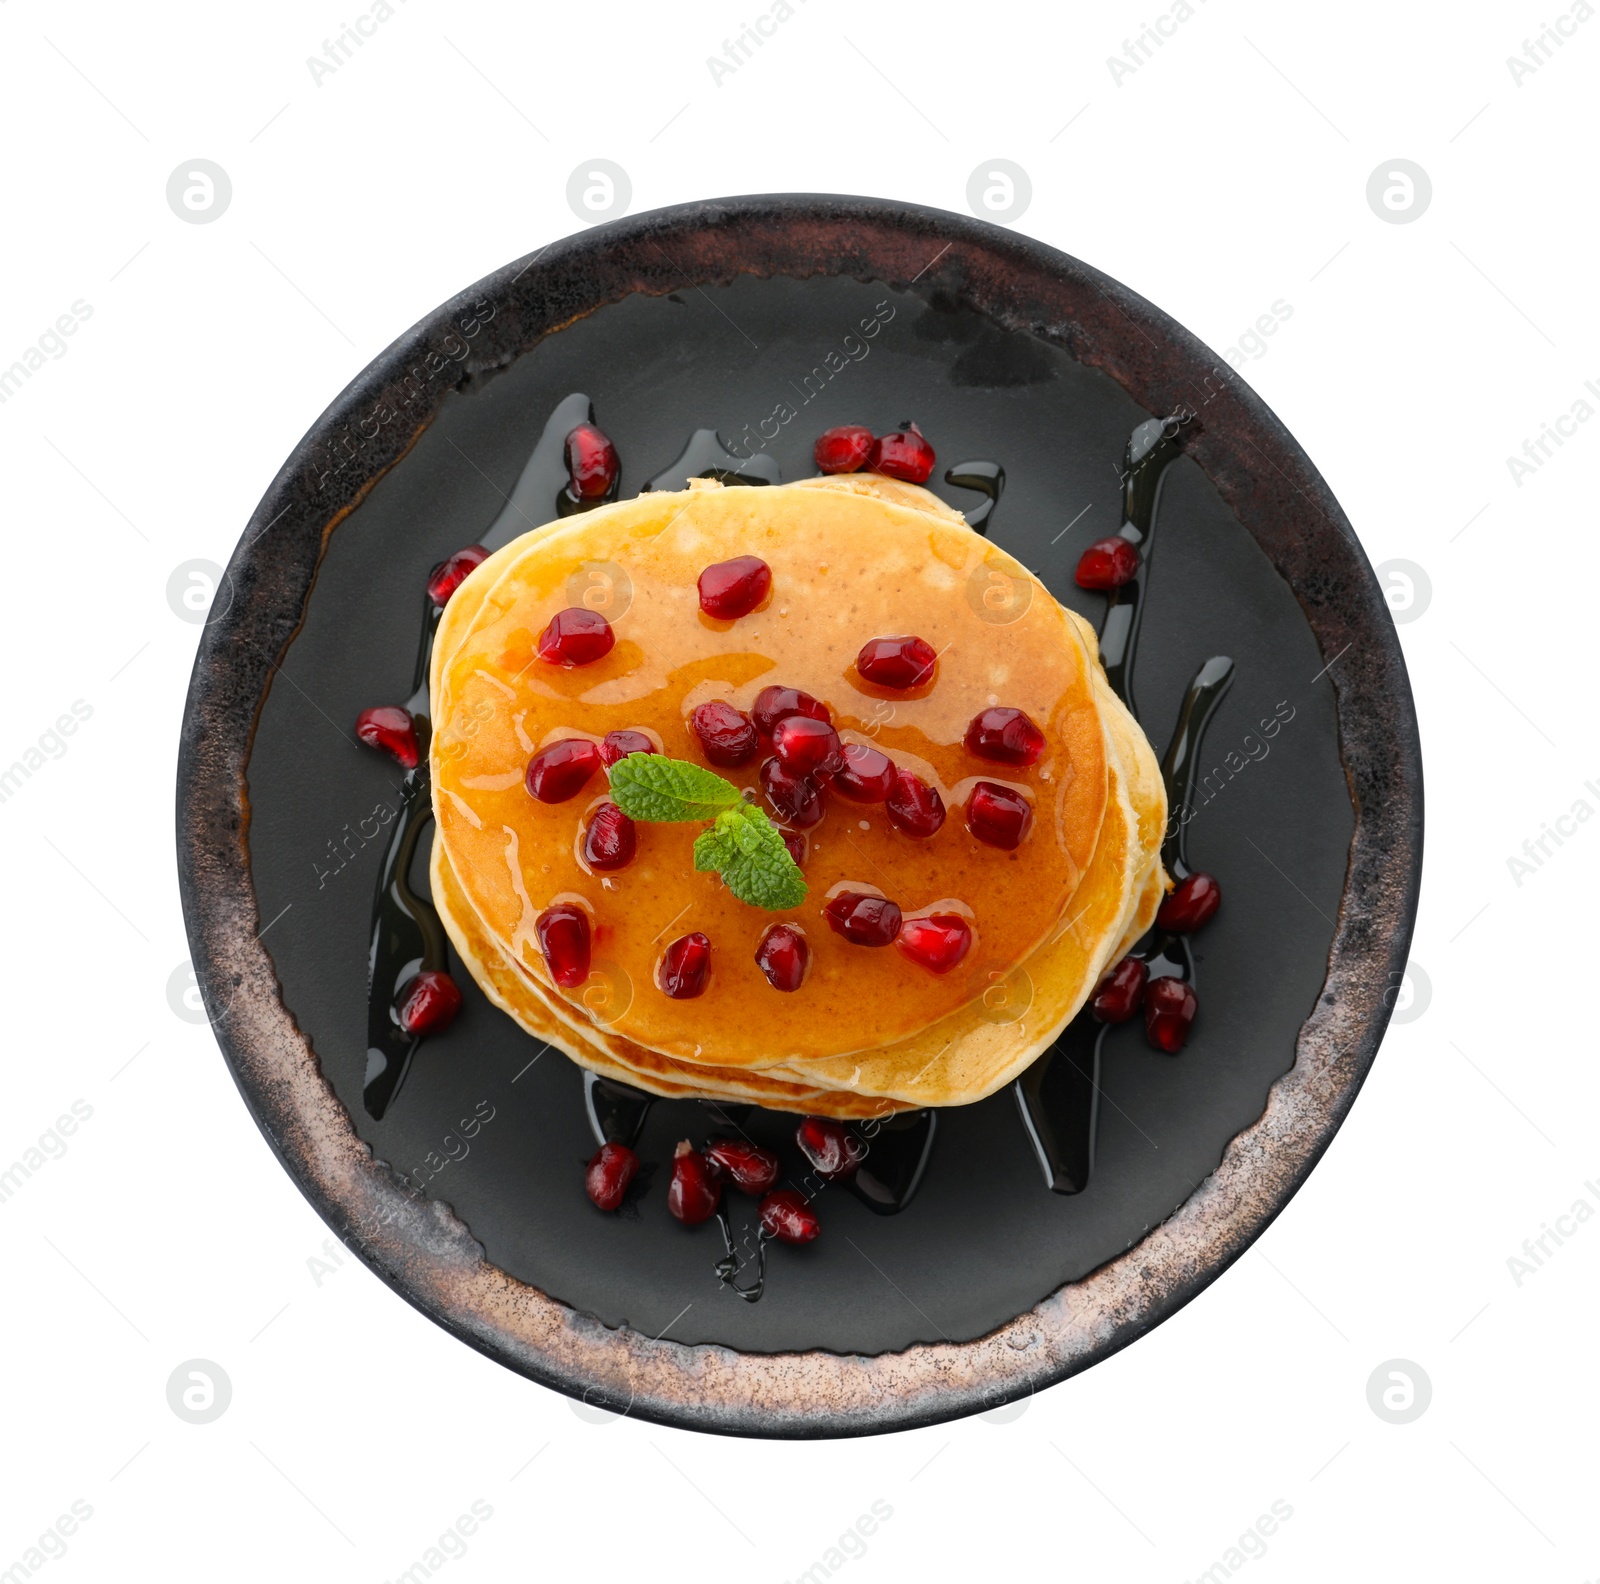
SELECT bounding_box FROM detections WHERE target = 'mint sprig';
[608,752,806,911]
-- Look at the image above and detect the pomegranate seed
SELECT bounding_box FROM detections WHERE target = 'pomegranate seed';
[426,544,489,607]
[781,829,807,867]
[752,685,830,738]
[1145,976,1198,1053]
[585,1141,639,1211]
[705,1137,781,1194]
[760,1188,821,1244]
[964,707,1045,766]
[755,923,810,991]
[1157,872,1222,933]
[396,969,463,1035]
[599,729,657,767]
[856,635,938,689]
[895,914,973,975]
[796,1116,865,1182]
[824,891,902,946]
[761,757,823,829]
[885,770,945,838]
[813,425,874,474]
[826,741,896,803]
[698,555,772,620]
[355,706,419,770]
[771,716,843,776]
[582,801,637,870]
[667,1140,722,1224]
[537,607,615,667]
[536,904,591,989]
[868,424,935,484]
[660,932,712,999]
[565,423,619,500]
[1091,957,1148,1023]
[690,701,757,766]
[525,738,602,802]
[966,781,1034,850]
[1075,536,1140,590]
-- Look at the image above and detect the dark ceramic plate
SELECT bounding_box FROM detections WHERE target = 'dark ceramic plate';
[177,195,1421,1437]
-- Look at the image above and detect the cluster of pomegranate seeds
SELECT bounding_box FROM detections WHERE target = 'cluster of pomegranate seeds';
[857,634,938,690]
[755,923,810,991]
[668,1140,722,1224]
[824,891,903,946]
[1145,976,1198,1053]
[885,769,946,838]
[599,728,657,766]
[751,686,828,737]
[536,903,591,988]
[796,1116,865,1181]
[1157,871,1221,932]
[585,1142,640,1211]
[873,425,936,483]
[827,741,896,802]
[1091,957,1148,1023]
[525,738,602,802]
[759,1189,820,1244]
[965,781,1034,850]
[537,607,615,667]
[355,706,420,770]
[582,801,637,870]
[565,423,619,501]
[659,932,712,999]
[1075,535,1140,590]
[761,756,823,828]
[396,969,463,1036]
[704,1137,781,1195]
[813,425,874,473]
[690,701,758,766]
[426,544,490,607]
[697,555,772,620]
[965,706,1045,766]
[895,914,973,975]
[771,716,844,776]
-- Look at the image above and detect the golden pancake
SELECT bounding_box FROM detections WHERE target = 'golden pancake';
[430,480,1108,1068]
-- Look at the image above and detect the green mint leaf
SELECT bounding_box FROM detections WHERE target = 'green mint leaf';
[709,805,807,911]
[692,822,736,873]
[609,753,742,823]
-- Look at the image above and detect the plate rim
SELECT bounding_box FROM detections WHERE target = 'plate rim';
[176,192,1423,1438]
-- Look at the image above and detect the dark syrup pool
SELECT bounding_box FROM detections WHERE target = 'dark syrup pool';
[245,275,1352,1355]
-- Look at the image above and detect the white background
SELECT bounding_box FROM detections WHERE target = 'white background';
[1,0,1595,1579]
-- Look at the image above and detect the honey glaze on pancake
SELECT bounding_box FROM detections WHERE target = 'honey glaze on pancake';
[432,482,1107,1068]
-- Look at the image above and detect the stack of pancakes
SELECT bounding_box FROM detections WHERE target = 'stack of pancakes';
[429,474,1167,1118]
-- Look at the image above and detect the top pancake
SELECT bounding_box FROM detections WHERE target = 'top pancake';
[430,479,1108,1068]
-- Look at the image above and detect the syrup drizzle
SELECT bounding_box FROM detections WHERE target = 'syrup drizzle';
[645,430,780,492]
[943,460,1004,535]
[1012,416,1235,1194]
[364,394,605,1118]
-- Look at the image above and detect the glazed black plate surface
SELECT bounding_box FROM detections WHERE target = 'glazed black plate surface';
[178,196,1421,1436]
